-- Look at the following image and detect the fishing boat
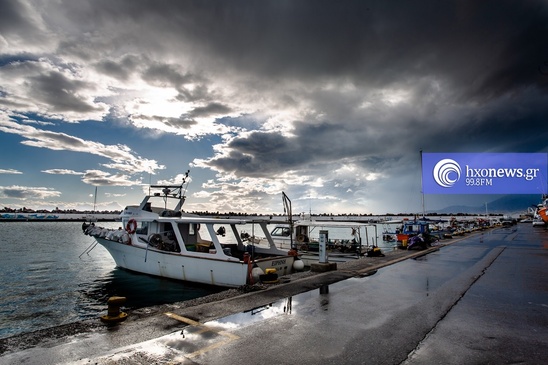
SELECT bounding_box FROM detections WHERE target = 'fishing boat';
[252,216,379,265]
[379,219,404,242]
[394,218,451,249]
[537,196,548,224]
[396,219,429,243]
[82,173,298,288]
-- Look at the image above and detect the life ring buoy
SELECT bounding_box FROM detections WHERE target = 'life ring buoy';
[297,234,305,242]
[126,218,137,234]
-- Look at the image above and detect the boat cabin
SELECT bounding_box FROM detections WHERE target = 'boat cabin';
[396,220,431,242]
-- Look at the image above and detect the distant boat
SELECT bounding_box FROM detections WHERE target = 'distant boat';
[28,214,46,219]
[537,201,548,224]
[531,195,548,225]
[82,172,298,287]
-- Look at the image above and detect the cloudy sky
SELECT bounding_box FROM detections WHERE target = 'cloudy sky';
[1,0,547,215]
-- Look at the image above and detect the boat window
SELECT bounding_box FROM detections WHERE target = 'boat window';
[178,222,195,246]
[272,227,292,237]
[136,222,148,235]
[297,226,308,236]
[154,223,180,252]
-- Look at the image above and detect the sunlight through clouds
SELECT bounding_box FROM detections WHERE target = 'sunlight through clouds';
[0,1,547,214]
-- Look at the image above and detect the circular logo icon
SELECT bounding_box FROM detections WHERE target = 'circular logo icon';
[433,159,461,187]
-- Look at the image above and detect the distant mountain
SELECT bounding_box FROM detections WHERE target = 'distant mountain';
[433,194,541,215]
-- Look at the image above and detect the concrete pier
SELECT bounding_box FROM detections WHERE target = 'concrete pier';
[1,224,547,364]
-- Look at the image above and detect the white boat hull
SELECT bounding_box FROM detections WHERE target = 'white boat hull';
[95,237,294,287]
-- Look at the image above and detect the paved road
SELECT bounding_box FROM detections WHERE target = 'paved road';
[2,224,547,364]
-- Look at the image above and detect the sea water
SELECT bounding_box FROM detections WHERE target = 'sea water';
[0,221,222,339]
[0,220,400,339]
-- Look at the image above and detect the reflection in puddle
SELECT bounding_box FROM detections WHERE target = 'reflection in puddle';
[206,299,291,331]
[284,297,292,314]
[319,285,330,311]
[205,245,488,334]
[206,284,332,331]
[320,284,329,295]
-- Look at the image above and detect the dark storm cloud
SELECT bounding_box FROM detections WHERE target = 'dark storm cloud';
[135,115,198,130]
[211,132,298,175]
[29,71,101,113]
[0,0,42,39]
[205,121,401,177]
[67,0,547,97]
[95,59,130,80]
[188,103,232,118]
[72,0,547,173]
[81,170,140,186]
[142,64,194,87]
[142,63,212,102]
[0,185,61,199]
[94,55,141,80]
[163,116,197,129]
[0,0,27,30]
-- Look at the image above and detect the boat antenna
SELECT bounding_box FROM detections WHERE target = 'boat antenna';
[282,192,295,250]
[180,170,190,208]
[181,170,190,195]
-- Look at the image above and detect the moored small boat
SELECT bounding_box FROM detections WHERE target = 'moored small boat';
[82,174,298,287]
[262,217,379,266]
[529,195,548,226]
[538,206,548,224]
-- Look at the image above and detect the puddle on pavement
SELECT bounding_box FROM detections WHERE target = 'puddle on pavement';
[205,245,490,332]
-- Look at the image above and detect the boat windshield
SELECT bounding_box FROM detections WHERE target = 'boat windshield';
[271,227,291,237]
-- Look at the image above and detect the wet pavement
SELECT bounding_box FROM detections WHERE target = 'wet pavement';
[1,224,547,364]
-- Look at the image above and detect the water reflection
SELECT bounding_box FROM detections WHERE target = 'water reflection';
[319,285,330,311]
[319,285,329,295]
[79,268,222,313]
[206,299,293,331]
[284,297,292,314]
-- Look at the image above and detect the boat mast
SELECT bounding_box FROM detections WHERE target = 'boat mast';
[93,186,97,212]
[282,192,295,250]
[420,149,425,218]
